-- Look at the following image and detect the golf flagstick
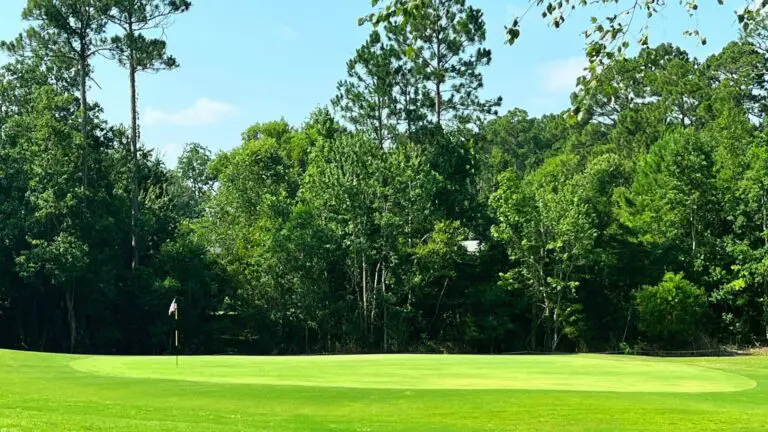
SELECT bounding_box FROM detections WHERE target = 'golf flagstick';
[169,298,179,367]
[175,305,178,367]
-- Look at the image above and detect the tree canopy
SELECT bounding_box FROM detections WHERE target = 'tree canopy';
[2,0,768,355]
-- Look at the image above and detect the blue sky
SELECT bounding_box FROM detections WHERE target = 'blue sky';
[0,0,745,167]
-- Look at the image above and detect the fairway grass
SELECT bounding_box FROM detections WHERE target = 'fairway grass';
[1,350,767,431]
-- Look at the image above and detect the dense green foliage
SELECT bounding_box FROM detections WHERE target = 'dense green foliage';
[363,0,765,115]
[2,349,768,431]
[4,0,768,355]
[634,273,709,348]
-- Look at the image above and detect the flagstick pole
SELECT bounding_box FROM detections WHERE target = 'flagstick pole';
[175,307,179,368]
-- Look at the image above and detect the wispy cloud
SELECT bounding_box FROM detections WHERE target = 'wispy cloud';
[144,98,238,127]
[277,25,298,41]
[538,56,588,93]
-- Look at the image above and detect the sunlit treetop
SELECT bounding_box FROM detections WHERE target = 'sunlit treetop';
[361,0,766,119]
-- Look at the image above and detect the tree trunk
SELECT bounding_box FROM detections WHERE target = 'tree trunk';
[371,261,381,340]
[382,263,387,353]
[377,94,384,148]
[129,38,140,271]
[65,288,76,353]
[762,192,767,341]
[79,53,89,189]
[530,302,539,351]
[434,24,442,125]
[621,304,632,344]
[428,278,449,335]
[362,257,367,332]
[353,254,361,324]
[16,305,26,350]
[551,305,560,352]
[762,192,766,248]
[435,30,443,125]
[435,81,441,125]
[690,211,696,258]
[404,84,412,137]
[764,303,768,342]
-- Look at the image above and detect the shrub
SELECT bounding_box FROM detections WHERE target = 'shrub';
[634,272,708,349]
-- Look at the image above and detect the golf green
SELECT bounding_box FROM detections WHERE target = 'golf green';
[2,349,768,431]
[70,353,756,392]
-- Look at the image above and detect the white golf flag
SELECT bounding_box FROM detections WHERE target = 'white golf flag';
[168,298,177,316]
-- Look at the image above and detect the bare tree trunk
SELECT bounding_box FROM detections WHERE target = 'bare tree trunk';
[530,303,539,351]
[762,278,768,341]
[762,193,767,341]
[16,307,26,350]
[371,261,381,340]
[353,254,361,321]
[65,288,76,353]
[434,25,442,125]
[362,256,367,334]
[551,306,560,352]
[621,304,632,344]
[691,213,696,257]
[79,53,89,188]
[435,81,441,125]
[763,192,766,249]
[428,279,449,335]
[404,84,412,137]
[377,94,384,148]
[382,263,387,353]
[129,37,140,271]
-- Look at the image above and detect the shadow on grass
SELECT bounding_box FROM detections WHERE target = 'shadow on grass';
[494,349,748,358]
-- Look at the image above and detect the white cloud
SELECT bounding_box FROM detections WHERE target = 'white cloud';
[277,25,298,41]
[144,98,238,127]
[155,142,183,168]
[539,57,588,93]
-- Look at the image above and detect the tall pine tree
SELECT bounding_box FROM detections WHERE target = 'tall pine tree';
[105,0,191,270]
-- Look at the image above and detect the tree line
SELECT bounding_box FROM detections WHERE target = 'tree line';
[1,0,768,355]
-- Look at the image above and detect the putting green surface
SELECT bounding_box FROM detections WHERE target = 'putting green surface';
[70,353,756,392]
[2,349,768,431]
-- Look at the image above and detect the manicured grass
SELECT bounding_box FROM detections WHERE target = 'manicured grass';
[1,349,767,431]
[71,353,756,392]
